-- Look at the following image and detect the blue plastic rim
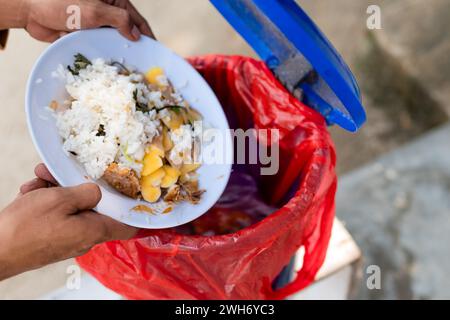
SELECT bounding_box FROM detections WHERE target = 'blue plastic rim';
[211,0,366,132]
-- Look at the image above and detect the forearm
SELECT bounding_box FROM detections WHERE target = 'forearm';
[0,0,29,30]
[0,247,39,282]
[0,256,17,281]
[0,244,42,282]
[0,208,52,281]
[0,215,18,281]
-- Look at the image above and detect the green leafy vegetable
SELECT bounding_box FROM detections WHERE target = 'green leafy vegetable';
[168,106,182,113]
[133,89,149,113]
[67,53,92,76]
[156,105,183,113]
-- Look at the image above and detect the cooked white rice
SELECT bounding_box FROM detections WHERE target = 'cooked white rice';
[54,58,162,179]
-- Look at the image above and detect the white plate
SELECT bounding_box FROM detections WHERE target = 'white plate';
[25,28,232,229]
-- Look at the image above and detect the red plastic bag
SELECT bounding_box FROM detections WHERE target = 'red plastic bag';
[77,55,337,300]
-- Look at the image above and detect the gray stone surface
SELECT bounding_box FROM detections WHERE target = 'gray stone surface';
[299,0,449,174]
[373,0,450,116]
[353,0,450,163]
[336,124,450,299]
[298,0,395,174]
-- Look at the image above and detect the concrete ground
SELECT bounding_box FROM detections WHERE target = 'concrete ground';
[0,0,449,299]
[337,124,450,299]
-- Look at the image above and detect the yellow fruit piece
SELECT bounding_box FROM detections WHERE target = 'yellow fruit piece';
[141,167,166,187]
[162,110,184,130]
[145,67,164,85]
[162,127,173,151]
[147,143,165,158]
[164,165,181,177]
[161,175,178,188]
[141,185,161,203]
[179,173,190,184]
[142,152,163,176]
[180,163,201,175]
[161,165,181,188]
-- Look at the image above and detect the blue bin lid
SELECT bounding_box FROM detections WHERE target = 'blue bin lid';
[211,0,366,132]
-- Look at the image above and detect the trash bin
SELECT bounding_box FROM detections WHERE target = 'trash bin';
[76,0,366,300]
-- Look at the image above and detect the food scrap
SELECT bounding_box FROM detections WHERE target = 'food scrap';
[52,53,206,212]
[130,204,155,215]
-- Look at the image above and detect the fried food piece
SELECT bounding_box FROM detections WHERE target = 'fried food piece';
[181,180,205,204]
[163,181,205,205]
[103,163,140,199]
[164,184,182,203]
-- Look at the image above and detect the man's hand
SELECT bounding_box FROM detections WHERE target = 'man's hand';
[0,164,137,281]
[0,0,154,42]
